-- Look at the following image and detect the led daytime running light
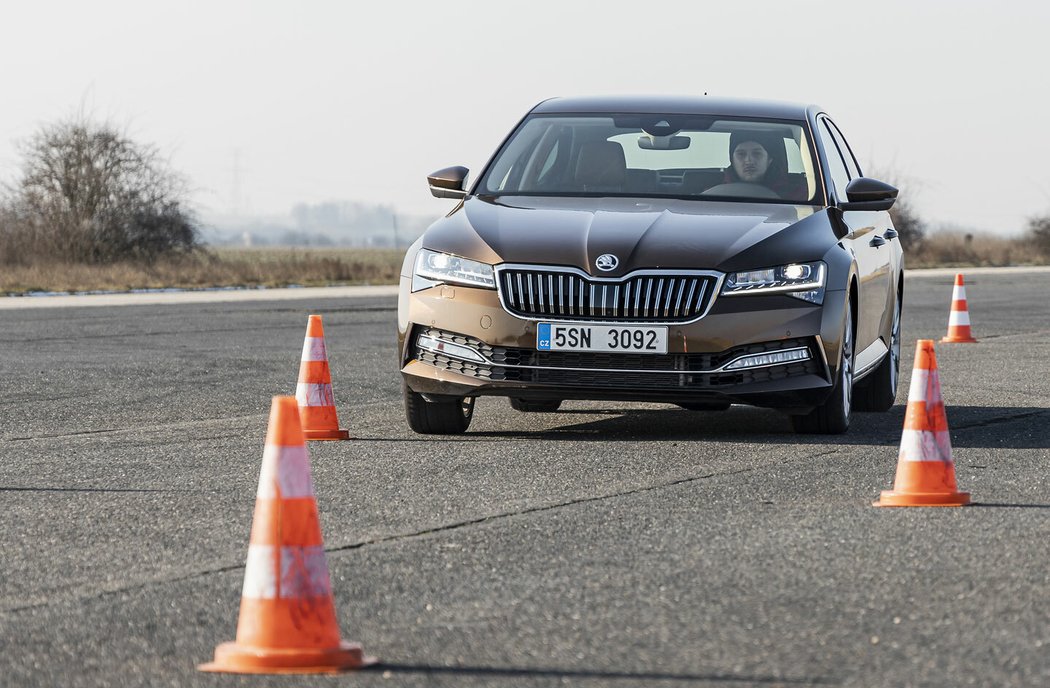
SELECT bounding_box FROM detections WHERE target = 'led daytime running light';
[723,347,810,371]
[417,334,486,363]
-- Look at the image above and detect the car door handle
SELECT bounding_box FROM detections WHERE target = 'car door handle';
[869,235,887,248]
[884,228,898,240]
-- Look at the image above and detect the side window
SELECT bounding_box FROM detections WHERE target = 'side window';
[826,119,862,179]
[817,119,851,200]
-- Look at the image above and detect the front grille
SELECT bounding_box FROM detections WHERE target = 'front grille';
[413,327,824,389]
[496,267,718,322]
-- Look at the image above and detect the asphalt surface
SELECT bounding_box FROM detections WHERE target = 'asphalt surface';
[1,271,1048,687]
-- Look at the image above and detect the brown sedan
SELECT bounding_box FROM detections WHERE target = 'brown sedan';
[398,96,903,434]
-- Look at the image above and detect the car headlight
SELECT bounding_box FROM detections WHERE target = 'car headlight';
[412,249,496,291]
[722,261,826,304]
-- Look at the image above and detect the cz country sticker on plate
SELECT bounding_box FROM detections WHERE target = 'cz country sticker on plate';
[537,322,668,354]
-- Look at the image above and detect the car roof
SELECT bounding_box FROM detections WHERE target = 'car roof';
[531,95,820,121]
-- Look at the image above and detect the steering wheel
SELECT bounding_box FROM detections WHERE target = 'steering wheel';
[701,182,781,199]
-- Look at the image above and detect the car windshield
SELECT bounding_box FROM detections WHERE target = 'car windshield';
[477,114,821,204]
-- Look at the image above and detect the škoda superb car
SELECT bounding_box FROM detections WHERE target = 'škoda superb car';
[398,96,903,434]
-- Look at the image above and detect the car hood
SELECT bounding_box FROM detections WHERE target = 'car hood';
[423,195,828,276]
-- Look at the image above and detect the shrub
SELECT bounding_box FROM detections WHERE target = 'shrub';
[887,194,926,252]
[1,115,198,264]
[1026,214,1050,259]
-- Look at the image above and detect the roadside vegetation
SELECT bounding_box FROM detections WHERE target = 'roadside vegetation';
[0,247,404,294]
[0,115,404,294]
[2,115,1049,294]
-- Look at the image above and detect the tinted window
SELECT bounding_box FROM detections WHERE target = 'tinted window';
[477,114,820,204]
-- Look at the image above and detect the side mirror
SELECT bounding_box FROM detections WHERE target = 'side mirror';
[840,177,898,211]
[428,166,469,199]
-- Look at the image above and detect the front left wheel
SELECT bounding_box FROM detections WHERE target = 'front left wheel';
[404,383,475,434]
[792,299,854,435]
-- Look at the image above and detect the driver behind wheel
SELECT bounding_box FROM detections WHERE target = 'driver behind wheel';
[724,130,807,200]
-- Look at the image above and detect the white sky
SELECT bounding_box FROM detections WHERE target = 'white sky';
[1,0,1046,234]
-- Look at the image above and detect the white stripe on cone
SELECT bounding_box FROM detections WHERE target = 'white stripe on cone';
[241,545,332,599]
[953,284,967,301]
[257,444,315,499]
[899,428,954,463]
[906,369,943,405]
[948,310,971,326]
[296,382,334,407]
[301,336,328,362]
[242,545,276,599]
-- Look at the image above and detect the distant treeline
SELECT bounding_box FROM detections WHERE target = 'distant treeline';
[203,201,437,248]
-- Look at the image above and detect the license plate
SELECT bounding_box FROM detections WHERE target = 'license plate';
[537,322,668,354]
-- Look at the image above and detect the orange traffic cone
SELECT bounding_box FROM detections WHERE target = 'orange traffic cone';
[941,273,977,343]
[200,396,375,674]
[874,340,970,507]
[296,315,350,440]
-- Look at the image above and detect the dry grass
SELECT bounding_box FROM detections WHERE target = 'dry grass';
[0,247,405,294]
[906,231,1042,268]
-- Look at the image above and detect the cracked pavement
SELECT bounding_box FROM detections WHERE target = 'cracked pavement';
[1,273,1048,687]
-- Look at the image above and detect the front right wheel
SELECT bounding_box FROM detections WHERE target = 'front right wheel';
[792,299,854,435]
[404,382,475,434]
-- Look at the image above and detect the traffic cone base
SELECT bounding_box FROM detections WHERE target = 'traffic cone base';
[304,428,351,440]
[875,458,971,506]
[941,334,977,344]
[874,490,970,507]
[200,640,376,674]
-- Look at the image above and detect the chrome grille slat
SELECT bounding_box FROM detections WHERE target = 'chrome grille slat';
[652,279,664,319]
[505,273,516,308]
[498,268,717,323]
[684,279,698,317]
[663,278,676,317]
[694,280,707,313]
[673,279,686,317]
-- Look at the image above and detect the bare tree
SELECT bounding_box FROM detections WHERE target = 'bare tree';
[1026,213,1050,259]
[2,115,197,264]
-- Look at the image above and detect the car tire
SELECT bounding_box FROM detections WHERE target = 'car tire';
[675,401,732,411]
[792,299,854,435]
[855,294,901,412]
[509,398,562,412]
[404,383,475,434]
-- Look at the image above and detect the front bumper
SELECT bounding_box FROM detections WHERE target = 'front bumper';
[398,277,847,412]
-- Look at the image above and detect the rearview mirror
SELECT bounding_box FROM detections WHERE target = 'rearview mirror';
[840,177,898,211]
[637,135,690,151]
[428,166,469,199]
